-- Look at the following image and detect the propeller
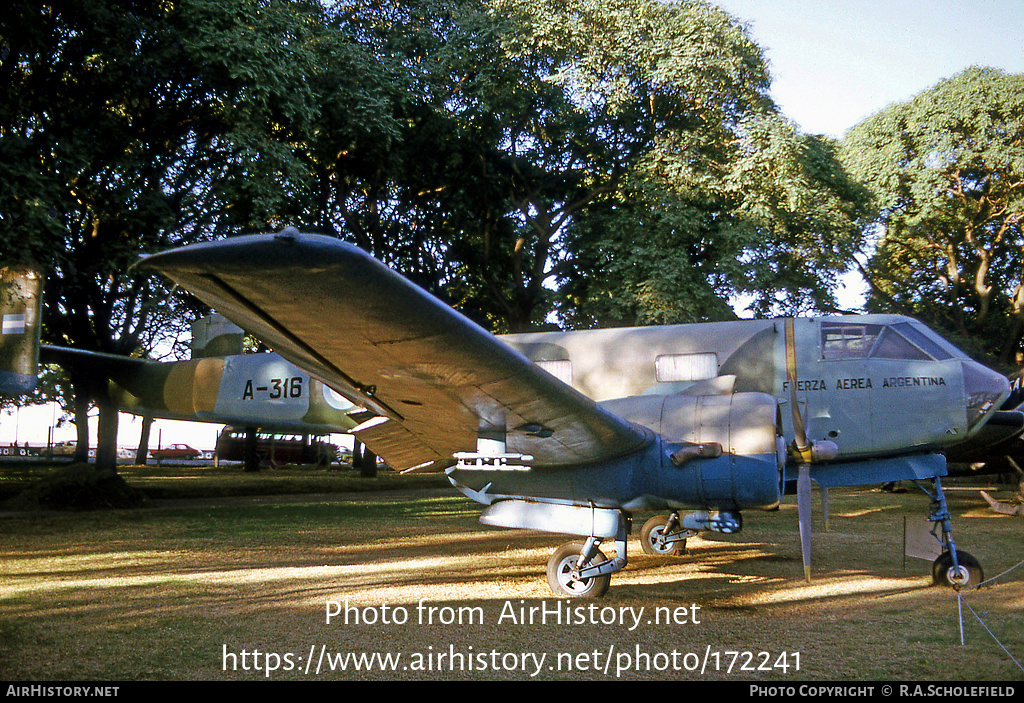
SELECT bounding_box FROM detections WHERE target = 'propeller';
[784,319,838,582]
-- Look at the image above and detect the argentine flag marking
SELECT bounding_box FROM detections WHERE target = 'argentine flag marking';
[2,314,26,335]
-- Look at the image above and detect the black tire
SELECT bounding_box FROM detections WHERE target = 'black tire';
[640,515,687,556]
[546,542,611,598]
[932,550,983,589]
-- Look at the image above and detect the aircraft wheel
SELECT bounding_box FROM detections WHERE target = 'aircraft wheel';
[932,550,984,589]
[640,515,688,556]
[546,542,611,598]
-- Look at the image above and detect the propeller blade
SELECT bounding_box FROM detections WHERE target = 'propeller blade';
[785,318,833,582]
[784,318,809,453]
[798,462,812,582]
[821,486,830,532]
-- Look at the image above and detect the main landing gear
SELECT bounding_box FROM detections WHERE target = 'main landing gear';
[916,476,984,590]
[546,542,613,598]
[546,535,625,598]
[544,510,741,597]
[639,513,698,556]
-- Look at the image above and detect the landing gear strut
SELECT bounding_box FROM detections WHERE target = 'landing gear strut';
[546,541,612,598]
[639,513,696,556]
[546,518,629,598]
[916,476,984,589]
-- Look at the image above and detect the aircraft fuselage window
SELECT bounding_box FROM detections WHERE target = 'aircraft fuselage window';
[535,359,573,385]
[655,353,718,382]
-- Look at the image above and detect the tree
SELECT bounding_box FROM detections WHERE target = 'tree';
[841,67,1024,365]
[288,0,869,332]
[484,0,778,329]
[0,0,395,468]
[2,0,211,466]
[314,0,860,332]
[558,112,872,326]
[311,0,527,324]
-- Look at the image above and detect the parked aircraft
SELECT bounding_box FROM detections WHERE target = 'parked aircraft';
[40,314,360,438]
[0,269,364,469]
[134,229,1015,597]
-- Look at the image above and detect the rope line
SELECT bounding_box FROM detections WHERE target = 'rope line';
[970,556,1024,590]
[956,592,1024,673]
[953,555,1024,673]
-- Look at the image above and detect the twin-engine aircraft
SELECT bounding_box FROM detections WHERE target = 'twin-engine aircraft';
[126,229,1014,597]
[39,315,359,441]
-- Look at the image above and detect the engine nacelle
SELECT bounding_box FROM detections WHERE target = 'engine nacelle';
[600,391,782,458]
[600,391,784,510]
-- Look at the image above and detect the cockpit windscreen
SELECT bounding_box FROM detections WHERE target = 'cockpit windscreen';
[821,321,963,361]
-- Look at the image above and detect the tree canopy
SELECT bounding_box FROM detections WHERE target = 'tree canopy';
[1,0,878,464]
[842,67,1024,365]
[1,0,394,465]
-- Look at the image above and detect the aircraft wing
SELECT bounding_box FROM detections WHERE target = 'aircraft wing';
[137,232,651,472]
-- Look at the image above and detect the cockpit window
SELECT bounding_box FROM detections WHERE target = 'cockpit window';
[821,321,954,361]
[889,322,953,360]
[821,323,881,359]
[871,326,932,361]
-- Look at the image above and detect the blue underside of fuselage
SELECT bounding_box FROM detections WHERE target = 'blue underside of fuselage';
[449,439,949,516]
[784,452,947,490]
[0,370,36,395]
[447,437,783,513]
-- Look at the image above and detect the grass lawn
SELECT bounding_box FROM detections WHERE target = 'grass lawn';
[1,464,1022,681]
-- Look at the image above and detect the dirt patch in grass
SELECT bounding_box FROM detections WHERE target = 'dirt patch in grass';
[1,481,1022,681]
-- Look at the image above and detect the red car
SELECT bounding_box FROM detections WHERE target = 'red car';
[150,443,201,460]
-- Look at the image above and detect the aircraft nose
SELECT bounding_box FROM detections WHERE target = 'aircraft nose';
[963,360,1010,431]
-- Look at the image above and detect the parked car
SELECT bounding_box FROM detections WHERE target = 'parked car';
[150,443,201,460]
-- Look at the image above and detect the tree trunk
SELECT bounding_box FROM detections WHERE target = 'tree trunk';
[72,391,91,463]
[94,397,119,474]
[243,425,260,472]
[352,438,362,470]
[360,443,377,478]
[134,414,153,465]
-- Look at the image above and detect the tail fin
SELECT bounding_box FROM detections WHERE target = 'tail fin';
[190,313,243,359]
[0,265,43,394]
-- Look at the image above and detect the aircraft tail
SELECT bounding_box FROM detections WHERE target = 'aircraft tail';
[191,313,244,359]
[0,265,43,395]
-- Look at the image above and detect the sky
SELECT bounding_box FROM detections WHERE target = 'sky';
[714,0,1024,139]
[716,0,1024,312]
[3,1,1023,450]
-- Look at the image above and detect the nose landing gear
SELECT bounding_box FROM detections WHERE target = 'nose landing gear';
[917,476,984,590]
[932,549,983,589]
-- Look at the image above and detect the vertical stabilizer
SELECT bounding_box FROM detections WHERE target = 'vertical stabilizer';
[0,266,43,394]
[190,313,244,359]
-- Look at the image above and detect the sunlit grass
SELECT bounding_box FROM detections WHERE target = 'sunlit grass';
[0,477,1022,680]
